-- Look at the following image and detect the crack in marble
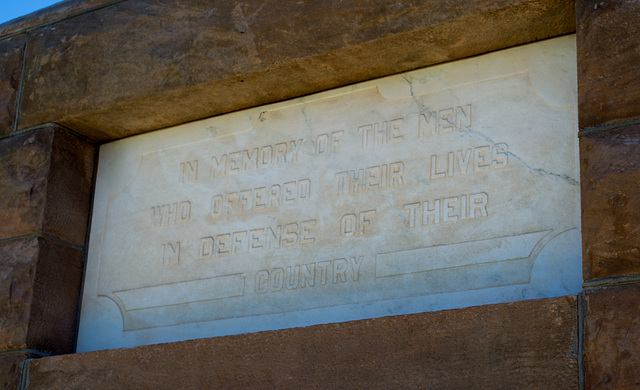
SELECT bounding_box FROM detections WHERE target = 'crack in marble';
[401,75,578,187]
[299,106,314,137]
[460,127,579,186]
[401,74,431,114]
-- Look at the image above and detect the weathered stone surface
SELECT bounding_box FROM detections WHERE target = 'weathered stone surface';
[585,283,640,389]
[0,354,26,390]
[581,125,640,281]
[0,0,120,38]
[577,0,640,129]
[42,129,95,246]
[0,130,54,239]
[0,237,83,355]
[33,296,577,389]
[0,35,26,136]
[0,127,95,246]
[27,238,84,355]
[19,0,574,141]
[0,238,39,351]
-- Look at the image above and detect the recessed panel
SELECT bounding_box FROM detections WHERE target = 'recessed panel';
[77,36,581,352]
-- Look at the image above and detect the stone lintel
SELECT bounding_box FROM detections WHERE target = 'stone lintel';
[16,0,575,141]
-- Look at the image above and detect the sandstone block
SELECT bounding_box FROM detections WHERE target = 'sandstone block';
[0,35,26,136]
[27,238,84,354]
[0,127,95,246]
[30,296,577,389]
[577,0,640,128]
[42,128,95,246]
[585,283,640,389]
[0,237,83,355]
[0,354,26,390]
[19,0,574,141]
[0,0,118,38]
[581,125,640,281]
[0,238,39,351]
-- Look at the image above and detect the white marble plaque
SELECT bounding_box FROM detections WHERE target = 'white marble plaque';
[77,36,581,352]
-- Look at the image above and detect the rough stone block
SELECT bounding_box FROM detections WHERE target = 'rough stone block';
[0,35,26,136]
[0,127,95,246]
[42,129,95,246]
[0,237,83,355]
[585,283,640,389]
[581,125,640,281]
[29,296,577,389]
[0,354,26,390]
[19,0,574,141]
[27,238,84,355]
[0,130,54,239]
[0,0,119,38]
[577,0,640,128]
[0,238,39,351]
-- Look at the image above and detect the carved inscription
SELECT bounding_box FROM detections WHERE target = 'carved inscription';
[418,104,472,137]
[314,131,344,156]
[403,192,489,228]
[180,160,198,183]
[152,201,191,227]
[161,241,181,266]
[141,104,504,287]
[210,139,304,178]
[84,37,581,350]
[80,37,580,351]
[359,119,404,148]
[198,219,316,259]
[139,102,507,287]
[340,210,377,237]
[430,144,508,180]
[255,256,364,293]
[210,179,311,217]
[335,162,404,195]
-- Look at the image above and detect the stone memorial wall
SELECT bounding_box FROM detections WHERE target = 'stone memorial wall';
[77,36,581,351]
[1,0,639,388]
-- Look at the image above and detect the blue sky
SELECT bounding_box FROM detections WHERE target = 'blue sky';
[0,1,63,25]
